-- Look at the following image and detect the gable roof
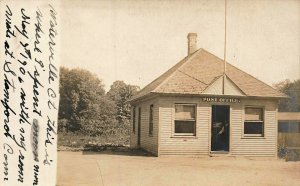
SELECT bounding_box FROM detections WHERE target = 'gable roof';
[131,49,286,101]
[202,75,245,96]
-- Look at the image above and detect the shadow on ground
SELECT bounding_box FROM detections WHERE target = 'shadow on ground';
[58,144,155,157]
[82,144,155,156]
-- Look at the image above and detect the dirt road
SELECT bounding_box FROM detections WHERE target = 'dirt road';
[57,151,300,186]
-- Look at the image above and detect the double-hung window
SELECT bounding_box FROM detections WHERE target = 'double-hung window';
[244,107,264,137]
[174,104,196,136]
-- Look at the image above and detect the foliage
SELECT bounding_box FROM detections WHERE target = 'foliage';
[274,79,300,112]
[59,67,117,135]
[107,80,139,123]
[78,97,118,136]
[58,119,69,133]
[58,67,139,140]
[57,130,130,148]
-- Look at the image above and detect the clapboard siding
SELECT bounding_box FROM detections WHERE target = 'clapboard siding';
[158,97,210,155]
[132,95,278,157]
[130,98,159,155]
[230,99,277,157]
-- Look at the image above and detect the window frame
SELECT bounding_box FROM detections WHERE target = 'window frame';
[174,103,197,136]
[132,106,136,133]
[243,106,265,137]
[149,104,154,136]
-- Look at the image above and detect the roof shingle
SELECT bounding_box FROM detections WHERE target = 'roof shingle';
[131,49,286,101]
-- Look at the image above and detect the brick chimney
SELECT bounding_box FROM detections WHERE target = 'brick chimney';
[187,33,197,55]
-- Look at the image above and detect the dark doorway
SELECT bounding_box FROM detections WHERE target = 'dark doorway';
[137,107,141,146]
[211,105,230,152]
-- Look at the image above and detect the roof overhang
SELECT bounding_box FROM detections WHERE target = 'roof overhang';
[128,92,159,105]
[154,92,287,99]
[129,92,287,105]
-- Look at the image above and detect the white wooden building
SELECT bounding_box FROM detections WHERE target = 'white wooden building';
[129,33,286,157]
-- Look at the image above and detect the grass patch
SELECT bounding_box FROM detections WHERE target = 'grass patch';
[58,131,130,149]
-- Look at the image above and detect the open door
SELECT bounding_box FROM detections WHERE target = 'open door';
[211,105,230,152]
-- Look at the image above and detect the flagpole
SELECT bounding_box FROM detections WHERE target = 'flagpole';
[223,0,227,95]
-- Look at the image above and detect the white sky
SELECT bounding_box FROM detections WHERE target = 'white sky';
[61,0,300,91]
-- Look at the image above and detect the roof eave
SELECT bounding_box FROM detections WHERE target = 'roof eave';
[128,92,159,104]
[135,92,287,99]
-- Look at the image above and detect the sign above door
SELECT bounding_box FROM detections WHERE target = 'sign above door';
[202,97,241,103]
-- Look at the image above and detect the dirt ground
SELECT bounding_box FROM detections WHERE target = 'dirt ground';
[57,150,300,186]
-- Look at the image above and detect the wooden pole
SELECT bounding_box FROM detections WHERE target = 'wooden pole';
[222,0,227,95]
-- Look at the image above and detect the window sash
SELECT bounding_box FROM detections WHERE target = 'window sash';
[174,120,196,135]
[175,104,196,120]
[244,107,264,136]
[245,107,263,121]
[244,122,264,136]
[174,104,196,136]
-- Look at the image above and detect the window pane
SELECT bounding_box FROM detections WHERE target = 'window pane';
[278,122,289,133]
[175,105,195,120]
[244,122,263,135]
[149,105,153,123]
[149,122,153,135]
[278,122,300,133]
[175,121,195,134]
[149,105,153,135]
[245,108,263,121]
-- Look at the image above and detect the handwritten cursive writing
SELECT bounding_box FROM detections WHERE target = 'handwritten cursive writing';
[5,5,16,38]
[48,5,58,84]
[3,143,13,181]
[17,150,25,183]
[2,4,59,185]
[33,164,39,185]
[14,8,30,39]
[28,67,44,117]
[43,149,52,166]
[45,116,56,147]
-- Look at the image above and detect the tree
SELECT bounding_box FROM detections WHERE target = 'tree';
[107,80,139,123]
[274,79,300,112]
[79,96,118,136]
[58,67,116,134]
